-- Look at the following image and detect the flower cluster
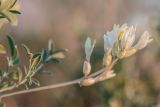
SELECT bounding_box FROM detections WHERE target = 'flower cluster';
[104,24,152,59]
[80,24,152,86]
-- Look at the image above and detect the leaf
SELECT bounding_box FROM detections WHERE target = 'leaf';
[49,52,65,59]
[21,44,32,55]
[8,71,22,81]
[0,14,5,18]
[48,49,67,59]
[7,35,20,65]
[40,49,47,63]
[9,10,21,14]
[0,102,6,107]
[0,81,14,89]
[0,44,6,54]
[85,37,92,56]
[48,40,55,51]
[31,78,40,86]
[1,11,18,25]
[45,58,60,64]
[10,0,17,9]
[0,0,16,10]
[17,68,23,83]
[84,37,96,61]
[32,53,40,59]
[31,55,41,70]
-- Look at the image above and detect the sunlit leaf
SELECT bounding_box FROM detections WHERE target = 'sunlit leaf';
[49,52,65,59]
[0,44,6,54]
[21,44,32,55]
[31,55,41,70]
[48,40,55,51]
[1,11,17,25]
[0,0,16,10]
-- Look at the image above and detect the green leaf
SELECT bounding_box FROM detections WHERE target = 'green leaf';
[40,49,47,63]
[84,37,96,61]
[0,44,6,54]
[9,10,21,14]
[7,35,20,65]
[31,55,41,70]
[7,35,15,56]
[0,14,5,18]
[85,37,92,56]
[21,44,32,55]
[0,102,6,107]
[32,53,40,59]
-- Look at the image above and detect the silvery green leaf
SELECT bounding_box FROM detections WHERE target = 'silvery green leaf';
[85,37,91,57]
[85,37,96,61]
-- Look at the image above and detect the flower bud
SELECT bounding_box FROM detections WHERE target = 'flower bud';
[83,61,91,77]
[80,78,95,86]
[103,49,112,66]
[95,70,116,82]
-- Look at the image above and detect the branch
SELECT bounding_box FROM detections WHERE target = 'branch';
[0,67,106,98]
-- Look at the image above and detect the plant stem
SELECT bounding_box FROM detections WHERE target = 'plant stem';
[0,59,118,99]
[0,68,105,98]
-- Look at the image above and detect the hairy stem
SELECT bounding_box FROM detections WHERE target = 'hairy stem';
[0,59,118,99]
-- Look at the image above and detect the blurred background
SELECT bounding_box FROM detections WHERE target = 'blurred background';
[1,0,160,107]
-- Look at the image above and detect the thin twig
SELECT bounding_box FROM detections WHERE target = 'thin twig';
[0,68,105,98]
[0,59,118,98]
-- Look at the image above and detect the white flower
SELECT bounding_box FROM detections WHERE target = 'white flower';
[104,27,118,51]
[134,31,152,50]
[103,24,153,58]
[121,26,136,49]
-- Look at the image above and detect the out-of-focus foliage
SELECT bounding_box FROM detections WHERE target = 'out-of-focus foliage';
[0,1,67,107]
[0,0,20,27]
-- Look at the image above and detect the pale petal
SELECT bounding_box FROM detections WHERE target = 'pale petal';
[104,28,118,51]
[121,26,136,49]
[134,31,152,50]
